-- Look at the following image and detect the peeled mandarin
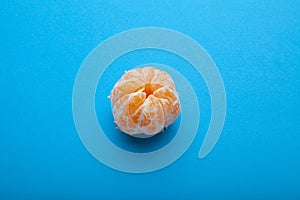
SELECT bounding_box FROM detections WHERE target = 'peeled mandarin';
[109,66,181,137]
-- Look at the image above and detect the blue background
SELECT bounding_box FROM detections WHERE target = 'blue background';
[1,0,300,199]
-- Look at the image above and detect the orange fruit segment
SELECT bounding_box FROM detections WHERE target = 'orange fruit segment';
[109,66,181,137]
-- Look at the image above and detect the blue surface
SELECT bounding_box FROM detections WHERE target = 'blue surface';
[1,0,300,199]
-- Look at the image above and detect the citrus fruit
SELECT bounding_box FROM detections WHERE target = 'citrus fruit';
[109,66,181,137]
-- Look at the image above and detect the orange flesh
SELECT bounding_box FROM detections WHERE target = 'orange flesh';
[110,66,181,136]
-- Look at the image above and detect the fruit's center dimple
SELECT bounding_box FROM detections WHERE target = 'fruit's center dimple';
[144,83,153,98]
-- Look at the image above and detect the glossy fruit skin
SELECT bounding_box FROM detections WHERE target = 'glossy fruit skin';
[109,67,181,137]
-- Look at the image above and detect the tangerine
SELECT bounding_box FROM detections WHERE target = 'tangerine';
[109,66,181,137]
